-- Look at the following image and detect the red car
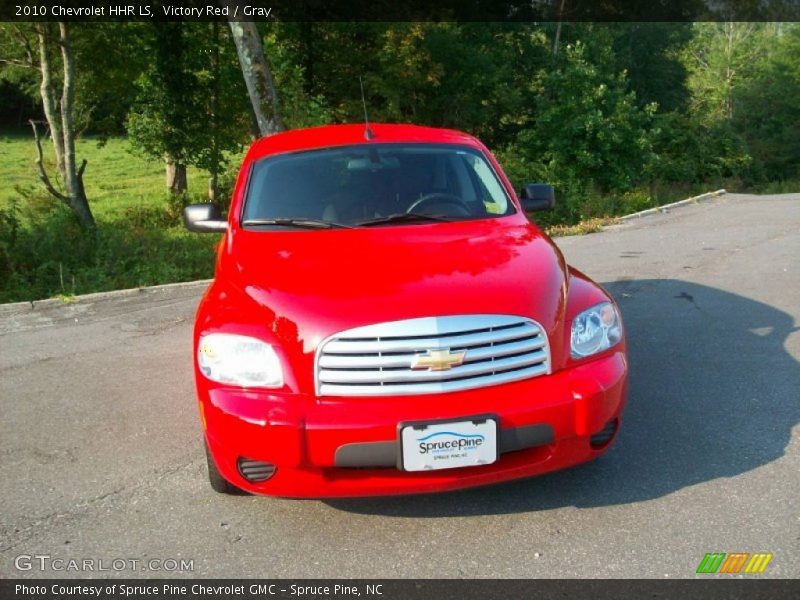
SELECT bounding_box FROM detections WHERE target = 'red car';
[184,123,627,497]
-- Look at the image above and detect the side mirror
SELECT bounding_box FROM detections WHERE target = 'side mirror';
[183,204,227,233]
[520,183,555,212]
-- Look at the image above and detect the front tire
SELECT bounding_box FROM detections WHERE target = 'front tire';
[204,441,247,495]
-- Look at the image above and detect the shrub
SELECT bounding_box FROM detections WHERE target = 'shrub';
[0,197,217,303]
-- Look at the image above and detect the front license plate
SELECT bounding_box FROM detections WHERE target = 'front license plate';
[400,418,498,471]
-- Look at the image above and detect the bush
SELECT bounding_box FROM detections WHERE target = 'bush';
[165,192,192,222]
[0,195,217,303]
[752,180,800,194]
[214,162,240,213]
[122,203,175,229]
[617,189,655,214]
[0,199,21,290]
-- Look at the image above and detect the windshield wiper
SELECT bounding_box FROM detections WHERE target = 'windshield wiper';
[355,212,453,227]
[241,218,352,229]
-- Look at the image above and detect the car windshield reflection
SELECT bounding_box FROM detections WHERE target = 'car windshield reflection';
[241,144,515,228]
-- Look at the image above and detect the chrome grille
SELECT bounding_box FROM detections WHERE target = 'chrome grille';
[315,315,550,396]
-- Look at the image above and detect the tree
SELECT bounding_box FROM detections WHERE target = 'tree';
[0,23,95,228]
[0,23,96,229]
[607,23,693,113]
[0,25,41,127]
[127,23,193,194]
[518,40,656,191]
[193,21,253,201]
[127,23,250,198]
[265,22,385,124]
[733,23,800,181]
[1,23,148,136]
[373,23,541,146]
[227,11,284,136]
[685,22,769,125]
[69,23,148,137]
[267,23,545,146]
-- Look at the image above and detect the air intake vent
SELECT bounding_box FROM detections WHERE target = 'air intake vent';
[315,314,550,396]
[237,458,276,482]
[590,419,619,448]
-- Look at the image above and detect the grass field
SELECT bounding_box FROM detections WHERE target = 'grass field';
[0,131,232,303]
[1,132,214,217]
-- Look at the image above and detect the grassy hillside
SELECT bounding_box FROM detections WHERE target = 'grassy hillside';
[0,132,230,303]
[1,133,211,215]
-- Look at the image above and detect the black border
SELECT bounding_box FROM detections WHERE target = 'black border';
[2,579,797,599]
[2,0,800,22]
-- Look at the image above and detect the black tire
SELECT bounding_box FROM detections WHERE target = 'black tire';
[204,441,247,495]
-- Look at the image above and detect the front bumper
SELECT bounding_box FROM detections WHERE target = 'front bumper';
[200,351,627,497]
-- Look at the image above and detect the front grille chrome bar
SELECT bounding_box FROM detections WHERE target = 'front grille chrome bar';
[315,315,550,397]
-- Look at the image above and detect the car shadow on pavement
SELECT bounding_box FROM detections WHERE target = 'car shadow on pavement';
[325,279,800,517]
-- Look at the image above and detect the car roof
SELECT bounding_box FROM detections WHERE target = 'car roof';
[246,123,483,160]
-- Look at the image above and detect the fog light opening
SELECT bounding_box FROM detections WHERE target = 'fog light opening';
[237,457,276,482]
[589,418,619,449]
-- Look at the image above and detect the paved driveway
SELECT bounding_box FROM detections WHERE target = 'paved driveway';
[1,193,797,578]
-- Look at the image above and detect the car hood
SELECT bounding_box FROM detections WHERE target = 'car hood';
[217,218,568,357]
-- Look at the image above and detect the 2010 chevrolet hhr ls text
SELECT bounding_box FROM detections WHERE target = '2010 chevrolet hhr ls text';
[184,123,628,497]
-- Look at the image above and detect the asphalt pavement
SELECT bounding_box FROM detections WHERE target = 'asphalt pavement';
[1,192,798,578]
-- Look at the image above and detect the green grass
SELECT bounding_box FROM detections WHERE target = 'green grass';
[0,132,226,303]
[0,132,211,217]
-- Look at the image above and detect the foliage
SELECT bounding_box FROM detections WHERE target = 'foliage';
[2,21,800,301]
[126,23,196,166]
[607,23,693,113]
[685,23,770,126]
[0,135,220,302]
[531,41,655,190]
[732,24,800,181]
[681,22,800,183]
[69,24,150,137]
[0,186,217,304]
[0,23,41,109]
[500,38,657,225]
[649,111,752,184]
[372,23,541,146]
[261,27,334,128]
[126,22,250,193]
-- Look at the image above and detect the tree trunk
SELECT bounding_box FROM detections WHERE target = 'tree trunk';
[247,106,261,140]
[166,160,188,195]
[227,8,284,137]
[552,0,567,58]
[209,20,221,203]
[36,24,65,177]
[208,174,218,203]
[58,26,81,206]
[71,159,94,229]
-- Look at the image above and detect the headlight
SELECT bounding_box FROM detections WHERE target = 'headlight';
[198,333,284,388]
[570,302,622,359]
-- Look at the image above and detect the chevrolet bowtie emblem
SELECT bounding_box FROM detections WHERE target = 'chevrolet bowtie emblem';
[411,349,467,371]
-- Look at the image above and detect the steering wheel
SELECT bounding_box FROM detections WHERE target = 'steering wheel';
[406,192,472,216]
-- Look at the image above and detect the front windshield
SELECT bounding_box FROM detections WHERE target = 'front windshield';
[241,143,514,227]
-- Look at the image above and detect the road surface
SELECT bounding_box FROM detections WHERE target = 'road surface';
[1,193,798,578]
